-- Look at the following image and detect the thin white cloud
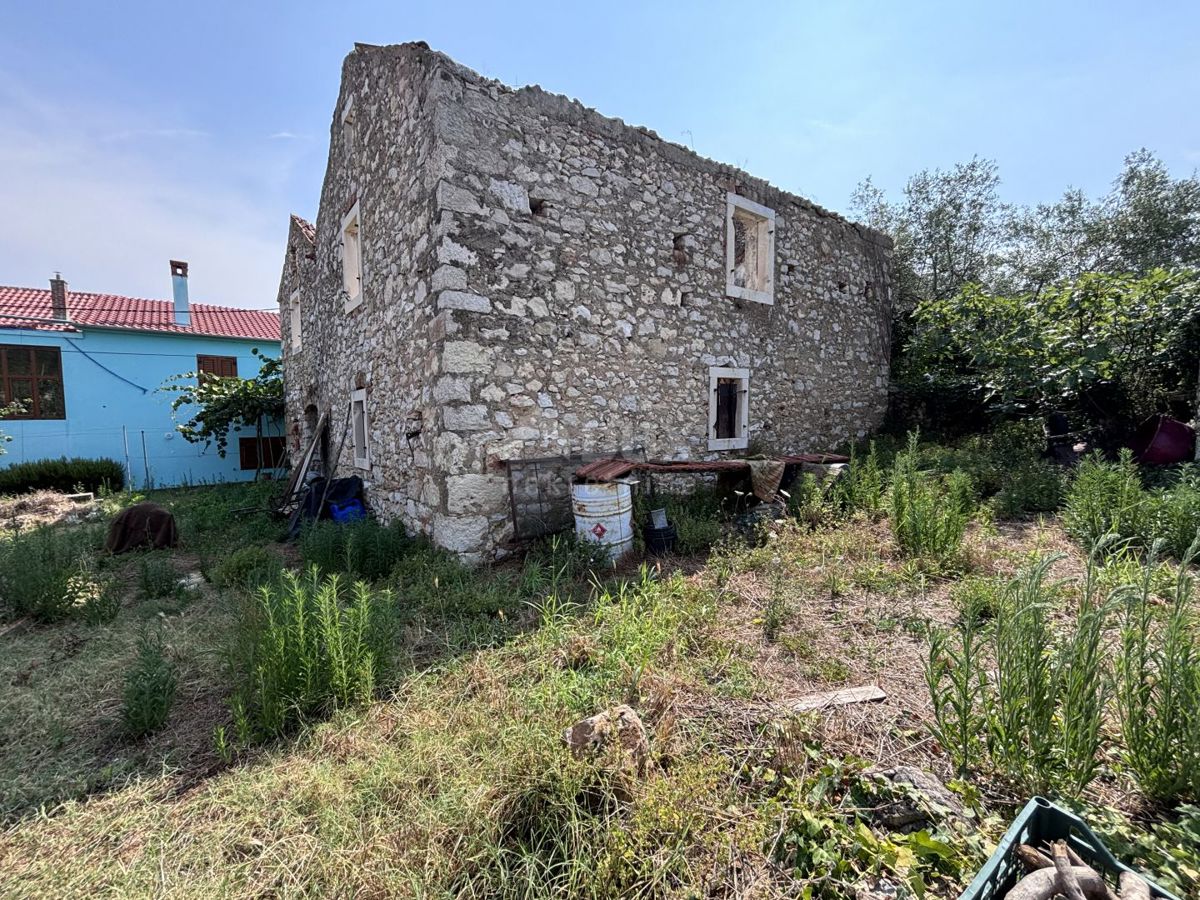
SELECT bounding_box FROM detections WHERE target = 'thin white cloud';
[268,130,306,140]
[0,73,302,310]
[101,127,211,142]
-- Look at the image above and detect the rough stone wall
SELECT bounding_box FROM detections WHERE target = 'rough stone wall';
[418,47,893,560]
[277,44,444,540]
[282,42,893,563]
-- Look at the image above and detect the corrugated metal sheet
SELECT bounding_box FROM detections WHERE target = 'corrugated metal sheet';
[575,453,848,482]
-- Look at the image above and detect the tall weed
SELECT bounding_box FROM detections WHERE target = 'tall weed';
[1116,540,1200,804]
[230,568,394,739]
[122,630,177,737]
[925,552,1112,798]
[889,433,973,561]
[1063,450,1149,550]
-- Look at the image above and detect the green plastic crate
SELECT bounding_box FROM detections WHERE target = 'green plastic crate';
[958,796,1181,900]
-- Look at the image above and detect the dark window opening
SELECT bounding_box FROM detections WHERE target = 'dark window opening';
[529,197,548,216]
[1,344,65,419]
[715,378,740,440]
[732,217,748,268]
[239,436,286,471]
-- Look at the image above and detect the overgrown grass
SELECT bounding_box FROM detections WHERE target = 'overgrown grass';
[299,518,410,580]
[0,524,112,622]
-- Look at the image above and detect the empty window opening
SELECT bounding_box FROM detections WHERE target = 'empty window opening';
[725,193,776,305]
[672,233,689,269]
[289,290,302,351]
[350,387,370,469]
[707,366,749,451]
[342,202,363,312]
[341,96,356,150]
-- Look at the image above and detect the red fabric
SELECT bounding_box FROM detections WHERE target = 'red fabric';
[0,286,280,341]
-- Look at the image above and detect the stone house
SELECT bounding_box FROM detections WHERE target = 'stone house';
[276,41,893,562]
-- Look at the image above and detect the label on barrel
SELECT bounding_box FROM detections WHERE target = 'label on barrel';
[591,522,607,538]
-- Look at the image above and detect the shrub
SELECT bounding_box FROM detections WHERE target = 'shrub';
[211,545,281,590]
[0,456,124,496]
[230,568,393,739]
[1148,466,1200,560]
[646,488,725,556]
[889,434,973,561]
[299,518,409,581]
[991,459,1066,517]
[122,631,177,737]
[1115,540,1200,804]
[137,554,177,600]
[0,524,107,622]
[1063,450,1149,550]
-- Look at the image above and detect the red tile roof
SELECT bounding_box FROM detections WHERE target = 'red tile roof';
[0,286,280,342]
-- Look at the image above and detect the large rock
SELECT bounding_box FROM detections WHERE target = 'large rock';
[865,766,964,831]
[563,705,649,776]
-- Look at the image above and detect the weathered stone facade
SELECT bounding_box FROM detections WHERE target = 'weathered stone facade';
[277,41,893,562]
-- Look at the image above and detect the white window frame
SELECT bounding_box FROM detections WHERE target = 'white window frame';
[724,193,776,305]
[350,387,370,469]
[341,201,363,312]
[707,366,750,451]
[289,289,302,351]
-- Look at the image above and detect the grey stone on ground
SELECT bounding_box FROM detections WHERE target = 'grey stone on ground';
[865,765,965,830]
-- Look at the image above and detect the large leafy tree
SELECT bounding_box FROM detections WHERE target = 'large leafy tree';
[900,269,1200,432]
[164,350,285,473]
[855,150,1200,435]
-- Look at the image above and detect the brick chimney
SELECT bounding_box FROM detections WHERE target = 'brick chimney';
[49,272,68,321]
[169,260,191,327]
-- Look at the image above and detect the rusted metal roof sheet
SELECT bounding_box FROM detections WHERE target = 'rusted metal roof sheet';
[575,453,848,482]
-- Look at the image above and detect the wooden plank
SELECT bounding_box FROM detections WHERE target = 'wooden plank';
[791,685,886,712]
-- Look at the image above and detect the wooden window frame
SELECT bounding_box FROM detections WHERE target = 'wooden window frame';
[238,435,286,471]
[196,354,238,385]
[0,343,66,420]
[707,366,750,451]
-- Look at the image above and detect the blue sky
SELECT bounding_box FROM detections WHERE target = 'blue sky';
[1,1,1197,309]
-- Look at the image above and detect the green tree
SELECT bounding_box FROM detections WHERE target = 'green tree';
[0,401,24,455]
[163,350,284,475]
[901,269,1200,428]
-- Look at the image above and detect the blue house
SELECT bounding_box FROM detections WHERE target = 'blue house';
[0,262,282,489]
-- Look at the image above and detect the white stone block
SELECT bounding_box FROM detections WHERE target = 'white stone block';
[433,514,488,553]
[446,474,509,515]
